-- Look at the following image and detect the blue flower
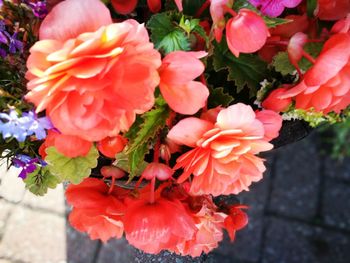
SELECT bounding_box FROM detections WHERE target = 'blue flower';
[0,110,53,142]
[0,111,31,141]
[12,154,46,179]
[23,111,53,140]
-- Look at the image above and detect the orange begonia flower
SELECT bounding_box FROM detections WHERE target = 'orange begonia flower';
[168,103,278,196]
[25,0,162,142]
[280,33,350,113]
[159,51,209,115]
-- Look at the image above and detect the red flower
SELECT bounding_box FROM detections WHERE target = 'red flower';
[262,88,292,112]
[280,33,350,113]
[39,130,92,158]
[97,135,127,159]
[111,0,138,14]
[317,0,350,21]
[66,178,126,242]
[124,197,196,254]
[224,205,248,241]
[226,9,269,57]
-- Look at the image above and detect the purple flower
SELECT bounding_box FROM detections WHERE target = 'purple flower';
[25,1,48,19]
[12,154,45,179]
[6,32,23,54]
[0,110,52,142]
[249,0,303,17]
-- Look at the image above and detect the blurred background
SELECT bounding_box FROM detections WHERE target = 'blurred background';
[0,125,350,263]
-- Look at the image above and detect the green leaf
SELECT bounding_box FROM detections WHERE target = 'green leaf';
[147,12,190,54]
[213,40,268,96]
[272,43,323,76]
[45,146,99,184]
[24,167,60,196]
[122,96,169,179]
[208,87,234,108]
[263,17,292,28]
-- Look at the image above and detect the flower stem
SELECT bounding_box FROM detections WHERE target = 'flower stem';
[195,0,211,18]
[223,5,237,17]
[150,176,156,204]
[302,50,316,64]
[108,176,116,195]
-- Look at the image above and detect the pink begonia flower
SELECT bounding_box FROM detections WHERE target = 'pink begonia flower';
[111,0,138,14]
[25,0,162,141]
[226,9,269,57]
[159,51,209,115]
[255,110,283,141]
[331,14,350,35]
[172,198,226,257]
[142,162,174,181]
[168,103,279,196]
[249,0,303,17]
[210,0,233,42]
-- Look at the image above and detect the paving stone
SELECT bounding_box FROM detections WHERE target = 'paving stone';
[66,224,99,263]
[0,165,25,203]
[262,217,350,263]
[269,135,320,220]
[97,238,136,263]
[213,162,272,263]
[134,250,206,263]
[324,157,350,181]
[322,179,350,231]
[0,206,66,263]
[0,200,13,241]
[22,184,65,215]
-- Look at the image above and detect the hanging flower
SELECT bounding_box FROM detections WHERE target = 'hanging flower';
[262,88,292,112]
[226,9,269,57]
[223,205,248,241]
[168,103,278,196]
[66,178,126,242]
[124,197,197,254]
[280,33,350,114]
[210,0,233,42]
[111,0,138,14]
[25,0,162,142]
[159,51,209,114]
[172,197,227,257]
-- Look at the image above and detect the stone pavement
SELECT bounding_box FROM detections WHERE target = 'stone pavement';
[0,132,350,263]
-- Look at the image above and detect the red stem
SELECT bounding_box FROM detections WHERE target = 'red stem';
[195,0,211,18]
[223,5,237,17]
[150,176,156,204]
[108,176,115,195]
[302,50,316,64]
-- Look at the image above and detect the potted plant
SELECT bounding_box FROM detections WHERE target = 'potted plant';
[1,0,349,259]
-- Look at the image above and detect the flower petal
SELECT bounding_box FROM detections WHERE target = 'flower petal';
[40,0,112,41]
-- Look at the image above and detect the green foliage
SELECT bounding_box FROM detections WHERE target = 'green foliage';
[45,146,99,184]
[213,40,268,96]
[263,17,292,28]
[208,87,234,108]
[24,166,60,196]
[119,96,170,179]
[272,43,323,76]
[147,12,190,54]
[307,0,318,17]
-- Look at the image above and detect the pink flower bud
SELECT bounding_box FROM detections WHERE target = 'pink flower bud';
[142,163,174,181]
[226,9,269,57]
[100,166,125,179]
[262,88,292,112]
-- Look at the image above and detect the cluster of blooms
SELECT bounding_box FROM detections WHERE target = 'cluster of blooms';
[1,0,350,257]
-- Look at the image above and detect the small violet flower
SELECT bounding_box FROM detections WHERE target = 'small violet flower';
[249,0,303,17]
[25,0,48,19]
[12,154,46,179]
[0,110,53,142]
[0,20,23,56]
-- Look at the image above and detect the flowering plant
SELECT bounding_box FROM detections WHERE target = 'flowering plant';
[1,0,350,257]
